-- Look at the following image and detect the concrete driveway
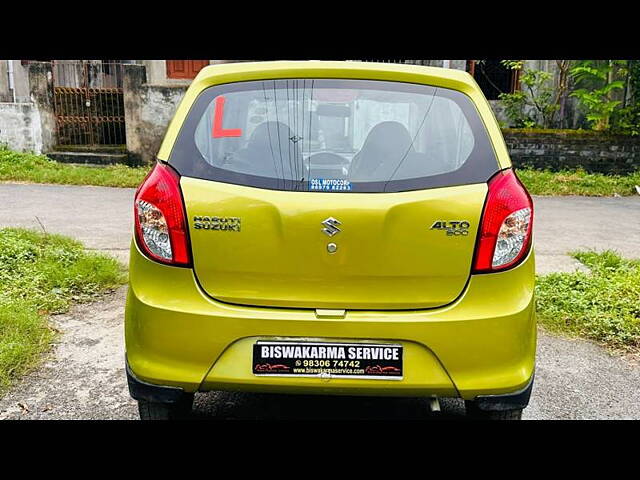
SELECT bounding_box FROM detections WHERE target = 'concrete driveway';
[0,184,133,265]
[534,195,640,274]
[1,182,640,420]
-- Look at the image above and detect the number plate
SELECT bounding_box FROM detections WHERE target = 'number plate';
[252,341,403,380]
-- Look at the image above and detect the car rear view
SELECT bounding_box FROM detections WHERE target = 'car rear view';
[125,61,535,420]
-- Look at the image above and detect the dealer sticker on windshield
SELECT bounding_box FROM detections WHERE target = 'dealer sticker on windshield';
[252,341,403,380]
[309,178,352,191]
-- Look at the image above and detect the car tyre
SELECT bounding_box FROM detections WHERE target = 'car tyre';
[138,393,194,420]
[464,401,523,420]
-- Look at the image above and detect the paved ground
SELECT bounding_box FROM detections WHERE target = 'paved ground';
[0,183,133,265]
[1,182,639,420]
[534,195,640,274]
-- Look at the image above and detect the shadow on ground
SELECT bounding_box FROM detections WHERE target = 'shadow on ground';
[191,391,467,420]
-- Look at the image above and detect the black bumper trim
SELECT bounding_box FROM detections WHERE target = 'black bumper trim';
[126,358,186,404]
[473,373,535,411]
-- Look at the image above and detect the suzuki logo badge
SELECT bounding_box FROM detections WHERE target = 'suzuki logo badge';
[321,217,341,237]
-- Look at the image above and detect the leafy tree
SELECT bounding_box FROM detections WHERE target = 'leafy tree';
[498,60,563,128]
[555,60,572,128]
[611,60,640,135]
[570,60,626,131]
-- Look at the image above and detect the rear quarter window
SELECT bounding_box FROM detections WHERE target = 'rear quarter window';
[169,79,499,192]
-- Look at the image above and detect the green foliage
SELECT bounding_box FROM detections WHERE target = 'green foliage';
[536,250,640,351]
[498,59,639,134]
[570,85,623,131]
[0,228,127,392]
[517,168,640,196]
[570,61,626,131]
[611,106,640,136]
[501,60,523,71]
[498,91,537,128]
[0,149,149,188]
[498,61,560,128]
[0,302,51,394]
[630,60,640,106]
[611,60,640,136]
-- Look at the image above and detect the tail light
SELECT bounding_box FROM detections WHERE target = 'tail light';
[134,162,191,267]
[473,169,533,273]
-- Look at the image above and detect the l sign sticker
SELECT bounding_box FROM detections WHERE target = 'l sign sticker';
[211,96,242,138]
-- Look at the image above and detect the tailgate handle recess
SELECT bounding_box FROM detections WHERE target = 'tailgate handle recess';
[315,309,346,319]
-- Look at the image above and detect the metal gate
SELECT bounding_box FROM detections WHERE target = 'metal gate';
[52,60,126,147]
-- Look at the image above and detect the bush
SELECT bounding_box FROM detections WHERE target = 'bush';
[536,250,640,351]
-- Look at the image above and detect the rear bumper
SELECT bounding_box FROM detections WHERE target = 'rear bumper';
[125,241,536,401]
[473,373,535,411]
[126,358,185,404]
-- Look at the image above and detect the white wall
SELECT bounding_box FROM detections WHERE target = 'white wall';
[0,102,43,153]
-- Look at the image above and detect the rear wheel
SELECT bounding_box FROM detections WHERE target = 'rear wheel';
[464,401,523,420]
[138,393,194,420]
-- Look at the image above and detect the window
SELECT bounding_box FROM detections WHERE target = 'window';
[169,79,499,193]
[166,60,209,79]
[467,60,520,100]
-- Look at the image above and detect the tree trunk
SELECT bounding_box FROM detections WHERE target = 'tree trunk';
[555,60,571,129]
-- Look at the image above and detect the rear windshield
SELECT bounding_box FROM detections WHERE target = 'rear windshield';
[169,79,499,192]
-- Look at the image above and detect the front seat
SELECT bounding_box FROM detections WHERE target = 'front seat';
[245,121,302,180]
[349,121,415,182]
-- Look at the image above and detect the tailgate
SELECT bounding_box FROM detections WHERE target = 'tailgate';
[183,177,486,310]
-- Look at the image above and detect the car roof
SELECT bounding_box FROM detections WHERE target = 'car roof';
[194,60,475,86]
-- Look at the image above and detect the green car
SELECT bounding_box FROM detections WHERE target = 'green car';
[125,61,536,420]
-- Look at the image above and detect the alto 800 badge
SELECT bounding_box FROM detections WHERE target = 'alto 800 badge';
[430,220,470,236]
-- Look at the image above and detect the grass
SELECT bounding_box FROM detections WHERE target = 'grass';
[0,227,127,393]
[536,250,640,352]
[0,146,149,188]
[1,146,639,196]
[518,168,640,196]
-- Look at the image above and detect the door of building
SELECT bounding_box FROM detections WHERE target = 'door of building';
[51,60,126,147]
[166,60,210,79]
